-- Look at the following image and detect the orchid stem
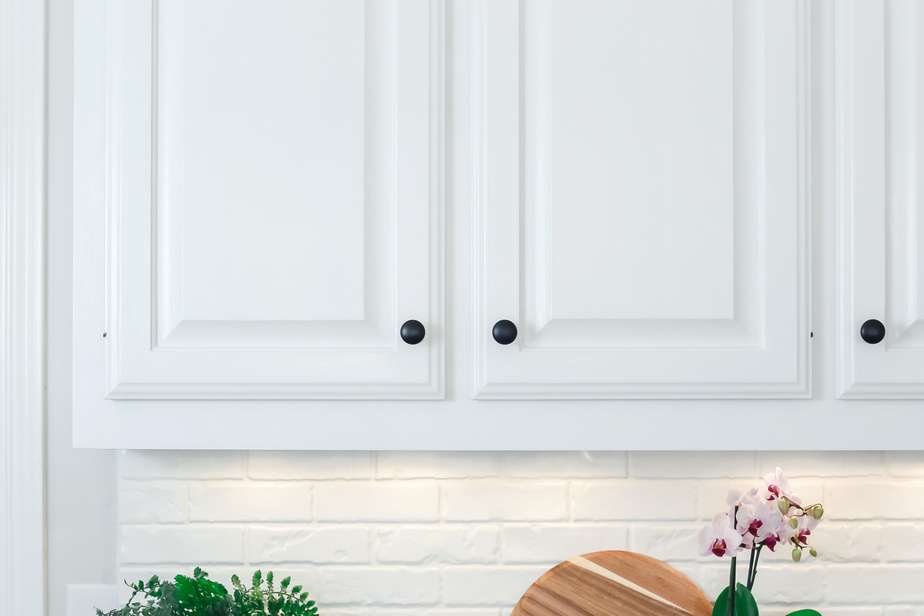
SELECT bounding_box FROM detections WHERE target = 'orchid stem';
[748,546,763,591]
[728,505,739,616]
[746,546,756,588]
[728,556,737,615]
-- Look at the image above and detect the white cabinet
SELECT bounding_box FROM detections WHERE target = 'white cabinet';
[73,0,444,403]
[836,0,924,398]
[474,0,810,398]
[68,0,924,449]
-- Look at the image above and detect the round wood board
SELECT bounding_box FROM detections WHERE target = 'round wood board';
[511,550,713,616]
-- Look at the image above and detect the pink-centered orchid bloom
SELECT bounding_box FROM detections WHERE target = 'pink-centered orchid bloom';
[761,467,794,502]
[781,514,819,548]
[700,513,743,558]
[732,489,785,551]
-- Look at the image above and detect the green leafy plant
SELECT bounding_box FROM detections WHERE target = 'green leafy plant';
[96,567,319,616]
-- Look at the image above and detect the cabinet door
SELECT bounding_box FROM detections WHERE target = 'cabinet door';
[836,0,924,398]
[74,0,443,400]
[474,0,810,399]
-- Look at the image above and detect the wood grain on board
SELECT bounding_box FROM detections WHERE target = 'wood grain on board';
[511,551,713,616]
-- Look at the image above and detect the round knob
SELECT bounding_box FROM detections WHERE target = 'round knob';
[860,319,885,344]
[492,319,518,345]
[400,320,425,345]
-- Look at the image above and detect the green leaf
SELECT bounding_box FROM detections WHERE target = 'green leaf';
[712,583,759,616]
[785,611,822,616]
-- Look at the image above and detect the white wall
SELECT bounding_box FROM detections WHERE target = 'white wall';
[47,0,119,613]
[115,451,924,615]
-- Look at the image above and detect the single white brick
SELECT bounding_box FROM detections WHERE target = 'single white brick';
[120,451,244,479]
[247,526,370,564]
[442,567,547,606]
[315,482,439,522]
[500,452,627,478]
[189,485,311,522]
[826,480,924,520]
[881,524,924,562]
[375,526,498,564]
[573,481,698,521]
[119,484,187,523]
[249,452,374,480]
[629,452,756,478]
[824,565,924,604]
[810,523,881,562]
[629,524,701,561]
[501,524,627,563]
[376,452,501,479]
[442,481,568,522]
[320,567,440,605]
[885,452,924,478]
[758,452,884,477]
[120,526,244,564]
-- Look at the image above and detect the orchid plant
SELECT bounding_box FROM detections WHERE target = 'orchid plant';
[699,468,825,616]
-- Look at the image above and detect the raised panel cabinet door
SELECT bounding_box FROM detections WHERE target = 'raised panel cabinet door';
[473,0,811,399]
[74,0,444,400]
[836,0,924,398]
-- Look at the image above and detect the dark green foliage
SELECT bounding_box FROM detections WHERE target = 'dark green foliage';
[95,568,319,616]
[712,583,759,616]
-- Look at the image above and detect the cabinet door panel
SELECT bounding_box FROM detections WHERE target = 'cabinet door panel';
[837,0,924,397]
[474,0,810,398]
[74,0,443,399]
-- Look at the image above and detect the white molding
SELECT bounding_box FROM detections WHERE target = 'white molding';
[0,0,47,614]
[67,584,119,616]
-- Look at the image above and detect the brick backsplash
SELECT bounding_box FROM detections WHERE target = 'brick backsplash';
[117,452,924,615]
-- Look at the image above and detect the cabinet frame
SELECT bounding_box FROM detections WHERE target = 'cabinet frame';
[73,0,447,402]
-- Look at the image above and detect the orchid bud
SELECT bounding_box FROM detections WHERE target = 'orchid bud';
[811,505,824,520]
[809,547,818,558]
[792,547,802,562]
[777,496,790,515]
[789,517,799,529]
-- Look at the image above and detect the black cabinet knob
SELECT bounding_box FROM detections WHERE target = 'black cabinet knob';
[400,320,425,345]
[492,319,518,345]
[860,319,885,344]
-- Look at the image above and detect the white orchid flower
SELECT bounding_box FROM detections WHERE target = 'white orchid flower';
[700,513,743,558]
[735,492,784,551]
[761,467,794,502]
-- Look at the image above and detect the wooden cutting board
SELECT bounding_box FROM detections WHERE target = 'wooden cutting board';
[511,551,713,616]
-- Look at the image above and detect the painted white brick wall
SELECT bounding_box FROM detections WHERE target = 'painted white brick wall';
[115,452,924,615]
